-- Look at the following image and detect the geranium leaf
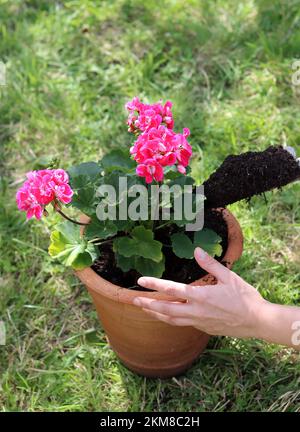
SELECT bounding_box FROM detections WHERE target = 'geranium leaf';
[135,256,165,277]
[85,217,118,240]
[164,166,192,180]
[172,192,204,227]
[194,229,222,257]
[113,226,163,262]
[67,162,102,215]
[170,232,194,259]
[69,184,96,216]
[113,218,135,232]
[68,162,102,186]
[49,221,97,270]
[116,253,165,278]
[115,253,132,272]
[169,175,195,188]
[171,228,222,259]
[101,149,135,174]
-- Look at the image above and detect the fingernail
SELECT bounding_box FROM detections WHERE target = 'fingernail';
[138,277,147,286]
[195,247,207,260]
[133,298,141,306]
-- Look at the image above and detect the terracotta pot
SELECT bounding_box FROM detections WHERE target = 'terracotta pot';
[75,208,243,378]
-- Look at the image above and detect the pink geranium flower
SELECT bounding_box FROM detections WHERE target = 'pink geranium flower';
[160,100,174,129]
[135,108,162,132]
[16,185,44,220]
[49,181,74,204]
[126,97,192,183]
[130,125,192,182]
[16,169,73,220]
[136,159,164,183]
[125,97,174,133]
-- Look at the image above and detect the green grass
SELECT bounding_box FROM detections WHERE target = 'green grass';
[1,0,300,412]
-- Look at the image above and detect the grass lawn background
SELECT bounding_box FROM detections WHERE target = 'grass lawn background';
[0,0,299,411]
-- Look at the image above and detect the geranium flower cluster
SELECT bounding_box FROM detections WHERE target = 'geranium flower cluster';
[16,169,73,220]
[125,97,192,183]
[125,97,174,133]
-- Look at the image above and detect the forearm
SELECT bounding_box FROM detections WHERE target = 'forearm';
[255,301,300,350]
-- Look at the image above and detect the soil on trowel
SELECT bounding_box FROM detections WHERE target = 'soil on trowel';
[203,146,300,209]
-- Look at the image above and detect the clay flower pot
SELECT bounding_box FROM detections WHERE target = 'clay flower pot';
[75,209,243,378]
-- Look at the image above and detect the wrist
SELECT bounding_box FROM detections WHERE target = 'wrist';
[251,300,291,345]
[250,298,276,342]
[253,301,300,349]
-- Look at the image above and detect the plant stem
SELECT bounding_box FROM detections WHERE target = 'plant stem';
[88,232,128,246]
[155,221,171,230]
[55,208,89,226]
[89,238,114,246]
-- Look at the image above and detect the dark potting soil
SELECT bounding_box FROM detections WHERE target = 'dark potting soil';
[91,208,228,291]
[203,146,300,209]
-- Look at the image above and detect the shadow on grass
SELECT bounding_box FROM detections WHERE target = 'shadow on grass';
[114,335,300,411]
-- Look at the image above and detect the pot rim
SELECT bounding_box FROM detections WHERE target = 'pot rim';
[75,208,243,304]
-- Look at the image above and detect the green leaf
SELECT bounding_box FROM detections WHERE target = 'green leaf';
[70,185,96,216]
[113,226,163,262]
[71,251,96,269]
[49,221,98,270]
[116,253,165,278]
[101,149,135,174]
[163,176,198,228]
[170,232,194,259]
[164,166,192,180]
[169,175,195,188]
[85,217,118,240]
[164,166,182,180]
[96,172,145,209]
[194,229,223,257]
[68,162,102,186]
[113,218,135,232]
[171,228,222,259]
[172,191,205,228]
[115,253,132,272]
[135,256,165,277]
[67,163,102,215]
[33,155,58,170]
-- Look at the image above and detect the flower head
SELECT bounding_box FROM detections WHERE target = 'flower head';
[126,97,192,183]
[130,125,192,182]
[125,97,174,133]
[16,169,73,220]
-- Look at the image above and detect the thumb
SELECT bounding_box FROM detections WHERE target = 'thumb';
[194,247,230,283]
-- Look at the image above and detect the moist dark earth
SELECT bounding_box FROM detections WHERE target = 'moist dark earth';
[92,208,228,290]
[203,146,300,208]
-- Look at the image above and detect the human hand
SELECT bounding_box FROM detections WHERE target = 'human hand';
[133,248,267,338]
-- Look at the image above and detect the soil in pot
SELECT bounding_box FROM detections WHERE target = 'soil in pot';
[91,208,228,290]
